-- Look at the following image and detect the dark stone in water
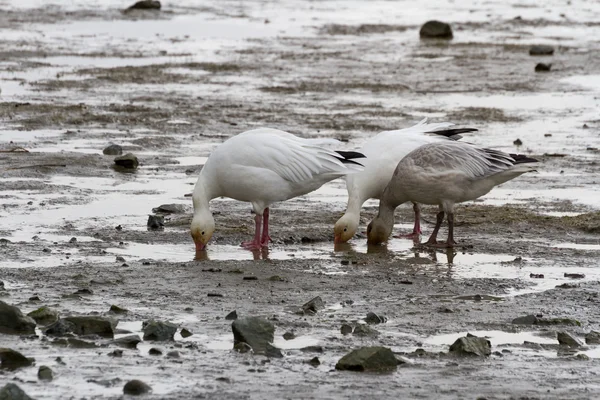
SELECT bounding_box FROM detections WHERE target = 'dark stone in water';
[301,296,325,315]
[225,310,238,320]
[114,153,139,170]
[102,144,123,156]
[27,306,59,326]
[123,380,152,395]
[557,331,582,347]
[233,342,252,353]
[231,317,275,355]
[564,273,585,279]
[108,349,123,357]
[152,204,188,214]
[112,334,141,349]
[147,215,164,230]
[308,356,320,367]
[180,328,193,338]
[109,305,128,315]
[143,320,177,341]
[0,348,33,370]
[419,20,453,39]
[512,315,538,325]
[167,350,180,358]
[283,331,295,340]
[535,63,552,72]
[0,383,33,400]
[340,324,353,335]
[64,316,116,338]
[127,0,161,10]
[513,138,523,146]
[335,346,399,372]
[449,335,491,357]
[352,324,379,337]
[585,331,600,345]
[0,300,36,335]
[38,365,53,381]
[529,45,554,56]
[148,347,163,356]
[365,312,387,325]
[44,319,76,336]
[67,338,98,348]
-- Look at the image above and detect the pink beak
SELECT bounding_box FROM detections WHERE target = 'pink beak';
[334,234,341,245]
[195,241,206,252]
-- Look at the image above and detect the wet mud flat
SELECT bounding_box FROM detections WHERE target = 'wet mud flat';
[1,0,600,399]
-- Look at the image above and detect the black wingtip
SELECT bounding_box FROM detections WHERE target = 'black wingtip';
[334,150,366,167]
[510,153,538,164]
[428,128,479,137]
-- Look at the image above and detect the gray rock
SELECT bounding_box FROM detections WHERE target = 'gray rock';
[123,380,152,395]
[419,20,453,39]
[27,306,59,326]
[64,316,116,338]
[108,349,123,357]
[148,347,163,356]
[449,336,491,357]
[114,153,139,170]
[537,317,581,326]
[557,331,582,347]
[0,348,33,370]
[529,45,554,56]
[352,324,379,337]
[109,305,128,315]
[166,350,180,358]
[365,312,387,325]
[512,314,538,325]
[340,324,353,335]
[231,317,275,355]
[127,0,161,10]
[225,310,238,320]
[233,342,252,353]
[301,296,325,314]
[0,300,36,335]
[38,365,53,381]
[142,320,177,341]
[102,144,123,156]
[265,343,284,358]
[0,383,33,400]
[113,334,141,349]
[283,331,295,340]
[180,328,193,338]
[308,356,320,367]
[585,331,600,345]
[152,204,188,214]
[147,215,164,230]
[335,346,399,372]
[535,63,552,72]
[44,319,76,336]
[67,338,98,348]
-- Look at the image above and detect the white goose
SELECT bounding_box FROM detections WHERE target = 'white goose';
[191,128,365,251]
[367,141,538,247]
[333,119,477,243]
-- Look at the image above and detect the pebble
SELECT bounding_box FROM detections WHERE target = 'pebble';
[529,45,555,56]
[535,63,552,72]
[123,380,152,395]
[127,0,161,10]
[38,365,53,381]
[114,153,139,170]
[225,310,238,320]
[102,144,123,155]
[419,20,453,39]
[180,328,193,338]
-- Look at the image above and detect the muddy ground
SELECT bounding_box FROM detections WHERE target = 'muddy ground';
[1,1,600,399]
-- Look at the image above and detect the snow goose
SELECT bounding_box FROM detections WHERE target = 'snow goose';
[191,128,365,251]
[333,118,477,243]
[366,141,538,247]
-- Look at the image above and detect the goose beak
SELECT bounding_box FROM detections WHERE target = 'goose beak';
[195,240,206,252]
[334,234,341,244]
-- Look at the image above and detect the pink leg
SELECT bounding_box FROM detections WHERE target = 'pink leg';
[393,203,422,240]
[241,214,263,250]
[260,207,272,247]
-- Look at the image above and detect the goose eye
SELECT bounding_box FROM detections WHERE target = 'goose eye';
[201,231,205,235]
[343,228,347,232]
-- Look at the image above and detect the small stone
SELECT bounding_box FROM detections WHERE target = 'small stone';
[0,348,33,370]
[114,153,139,170]
[585,331,600,345]
[233,342,252,353]
[583,124,589,129]
[340,324,353,335]
[556,282,579,289]
[268,275,285,282]
[352,324,379,337]
[529,273,544,279]
[537,317,581,326]
[113,334,142,349]
[0,383,33,400]
[108,349,123,357]
[0,300,37,335]
[207,293,223,297]
[148,347,163,356]
[180,328,193,338]
[564,273,585,279]
[335,346,399,372]
[340,260,350,265]
[109,305,128,315]
[535,63,552,72]
[529,45,555,56]
[69,237,77,243]
[557,331,582,347]
[283,331,295,340]
[166,350,180,358]
[299,346,324,353]
[512,315,539,325]
[147,215,164,230]
[27,306,59,326]
[152,204,187,214]
[419,20,453,39]
[28,296,40,302]
[116,256,126,263]
[231,317,275,355]
[513,138,523,146]
[449,336,491,357]
[301,296,325,315]
[102,144,123,156]
[67,337,98,348]
[225,310,238,320]
[142,320,177,341]
[127,0,161,10]
[44,319,76,336]
[243,276,258,281]
[365,312,387,325]
[64,316,116,338]
[38,365,53,381]
[123,380,152,395]
[308,356,320,367]
[575,354,590,361]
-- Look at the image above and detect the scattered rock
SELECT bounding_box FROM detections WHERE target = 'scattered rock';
[574,354,590,361]
[0,383,33,400]
[512,315,539,325]
[38,365,53,381]
[123,380,152,395]
[67,338,98,348]
[529,45,554,56]
[108,349,123,357]
[556,283,579,289]
[585,331,600,345]
[116,256,126,263]
[340,324,353,335]
[0,348,33,370]
[114,153,139,170]
[225,310,238,320]
[167,350,180,358]
[299,346,324,353]
[64,316,116,338]
[364,312,387,325]
[127,0,161,10]
[335,346,399,372]
[283,331,295,340]
[0,300,37,335]
[557,331,582,347]
[352,324,379,337]
[301,296,325,315]
[308,356,320,367]
[27,306,59,326]
[268,275,286,282]
[243,276,258,281]
[537,317,581,326]
[231,317,275,355]
[142,320,177,341]
[147,215,164,230]
[266,344,284,358]
[449,336,491,357]
[535,63,552,72]
[148,347,163,356]
[233,342,252,353]
[109,305,128,315]
[180,328,193,338]
[564,273,585,279]
[513,138,523,146]
[529,273,544,279]
[113,334,142,349]
[44,319,76,336]
[152,204,187,214]
[102,144,123,156]
[419,20,453,39]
